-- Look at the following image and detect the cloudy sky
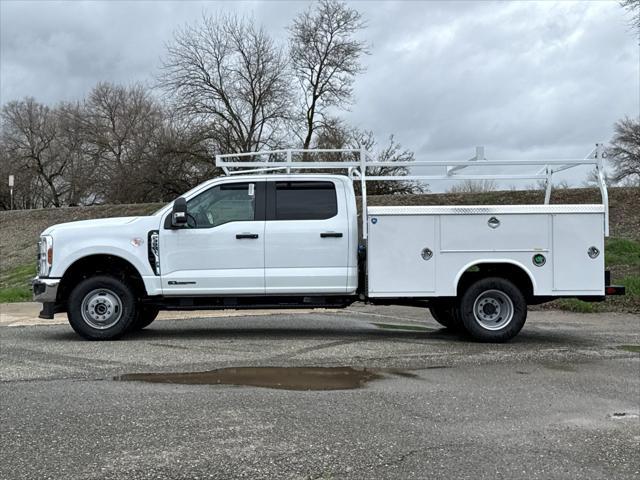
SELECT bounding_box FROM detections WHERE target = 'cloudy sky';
[1,0,638,184]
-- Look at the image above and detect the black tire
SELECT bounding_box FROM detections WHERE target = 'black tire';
[130,305,160,331]
[67,275,137,340]
[429,301,464,331]
[458,277,527,342]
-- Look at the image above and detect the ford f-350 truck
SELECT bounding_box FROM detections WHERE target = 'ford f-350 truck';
[32,146,624,341]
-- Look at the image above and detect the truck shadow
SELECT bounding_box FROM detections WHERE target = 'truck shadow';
[119,324,582,346]
[125,325,452,341]
[43,320,589,346]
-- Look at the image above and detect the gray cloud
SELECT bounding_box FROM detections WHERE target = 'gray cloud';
[1,0,637,168]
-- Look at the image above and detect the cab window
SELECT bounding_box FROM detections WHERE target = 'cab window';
[187,183,255,228]
[274,181,337,220]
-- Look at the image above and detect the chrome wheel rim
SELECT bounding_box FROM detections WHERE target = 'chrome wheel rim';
[81,289,123,329]
[473,289,514,331]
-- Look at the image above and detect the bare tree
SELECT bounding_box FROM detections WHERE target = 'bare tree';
[447,179,497,194]
[607,117,640,185]
[146,113,214,201]
[83,82,164,203]
[315,119,426,194]
[583,168,616,188]
[353,131,427,195]
[1,98,69,207]
[289,0,368,149]
[159,14,291,154]
[0,81,226,209]
[620,0,640,31]
[56,101,100,205]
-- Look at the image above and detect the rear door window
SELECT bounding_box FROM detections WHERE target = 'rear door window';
[274,181,338,220]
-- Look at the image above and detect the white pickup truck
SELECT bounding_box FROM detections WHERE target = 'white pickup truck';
[32,147,624,342]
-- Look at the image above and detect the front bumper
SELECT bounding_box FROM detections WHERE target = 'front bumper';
[32,277,60,303]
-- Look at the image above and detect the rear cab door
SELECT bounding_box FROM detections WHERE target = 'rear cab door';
[264,178,351,294]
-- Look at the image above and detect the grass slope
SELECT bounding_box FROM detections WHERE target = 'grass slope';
[0,187,637,312]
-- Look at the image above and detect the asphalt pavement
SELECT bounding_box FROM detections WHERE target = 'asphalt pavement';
[0,304,638,479]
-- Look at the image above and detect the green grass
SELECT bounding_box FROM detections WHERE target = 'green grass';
[0,286,32,303]
[605,238,640,267]
[553,298,596,313]
[0,263,34,303]
[552,274,640,314]
[620,275,640,296]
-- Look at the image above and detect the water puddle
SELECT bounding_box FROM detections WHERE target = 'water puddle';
[617,345,640,354]
[540,362,578,373]
[114,366,417,391]
[372,322,432,332]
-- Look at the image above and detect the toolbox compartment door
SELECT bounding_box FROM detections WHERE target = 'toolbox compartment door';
[552,213,604,292]
[367,215,436,296]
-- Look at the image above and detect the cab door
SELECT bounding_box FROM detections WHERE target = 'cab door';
[264,180,350,293]
[160,181,266,295]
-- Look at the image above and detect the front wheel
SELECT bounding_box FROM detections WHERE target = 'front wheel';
[458,277,527,342]
[67,275,137,340]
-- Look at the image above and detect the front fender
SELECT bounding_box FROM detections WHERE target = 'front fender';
[50,244,153,279]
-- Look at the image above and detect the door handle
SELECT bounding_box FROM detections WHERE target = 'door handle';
[320,232,343,238]
[236,233,259,239]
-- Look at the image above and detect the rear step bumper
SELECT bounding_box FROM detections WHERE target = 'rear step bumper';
[605,270,625,296]
[605,285,626,296]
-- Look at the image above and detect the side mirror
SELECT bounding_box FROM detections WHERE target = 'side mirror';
[171,197,188,228]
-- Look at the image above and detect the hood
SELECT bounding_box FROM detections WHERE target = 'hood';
[42,217,142,235]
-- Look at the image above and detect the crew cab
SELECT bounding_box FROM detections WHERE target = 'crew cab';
[32,147,624,342]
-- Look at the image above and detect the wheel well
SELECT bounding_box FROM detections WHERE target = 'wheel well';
[457,263,534,300]
[57,255,146,306]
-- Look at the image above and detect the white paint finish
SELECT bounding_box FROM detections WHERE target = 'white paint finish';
[552,214,604,292]
[344,181,359,293]
[440,254,545,296]
[46,215,162,294]
[37,169,606,304]
[441,214,549,251]
[263,268,352,294]
[160,220,266,295]
[367,215,437,295]
[366,206,604,297]
[142,276,163,296]
[264,179,351,294]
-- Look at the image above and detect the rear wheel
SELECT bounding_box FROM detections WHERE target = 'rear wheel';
[130,305,160,331]
[458,277,527,342]
[67,275,137,340]
[429,300,463,331]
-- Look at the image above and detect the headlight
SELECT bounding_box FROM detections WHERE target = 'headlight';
[37,235,53,277]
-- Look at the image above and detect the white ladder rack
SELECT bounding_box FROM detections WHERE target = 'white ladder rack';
[216,145,609,237]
